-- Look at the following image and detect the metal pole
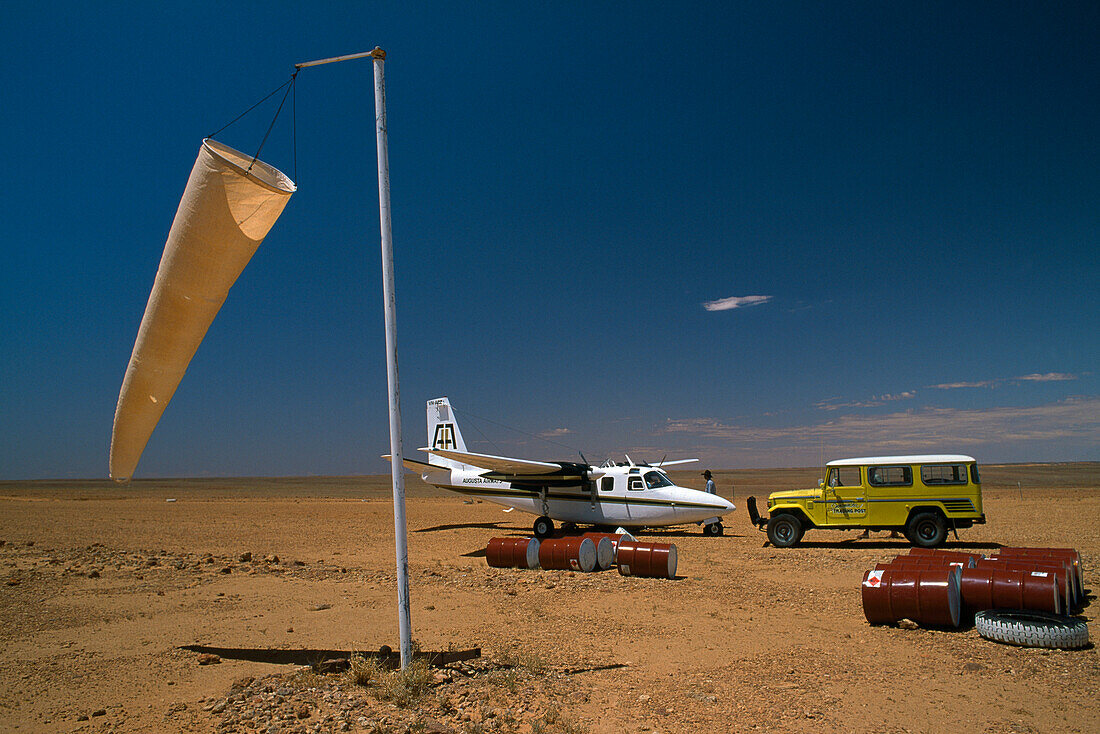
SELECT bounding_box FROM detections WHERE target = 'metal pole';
[295,49,378,69]
[371,47,412,669]
[294,44,412,671]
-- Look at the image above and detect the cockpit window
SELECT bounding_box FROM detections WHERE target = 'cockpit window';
[644,471,674,489]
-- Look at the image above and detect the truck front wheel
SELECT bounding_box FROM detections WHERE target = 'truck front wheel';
[905,511,947,548]
[767,514,803,548]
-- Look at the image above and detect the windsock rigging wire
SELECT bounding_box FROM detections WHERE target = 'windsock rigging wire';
[207,71,299,182]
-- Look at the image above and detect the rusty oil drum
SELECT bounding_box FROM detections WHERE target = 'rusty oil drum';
[976,557,1075,608]
[578,533,617,570]
[486,537,540,569]
[538,536,597,572]
[958,566,1063,615]
[996,547,1084,590]
[861,566,962,627]
[616,540,678,579]
[581,532,634,568]
[887,555,975,569]
[906,548,983,567]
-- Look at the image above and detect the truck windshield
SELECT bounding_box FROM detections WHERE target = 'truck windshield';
[644,471,674,489]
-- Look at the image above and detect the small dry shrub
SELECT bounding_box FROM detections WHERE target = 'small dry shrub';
[531,705,588,734]
[489,668,518,693]
[497,649,548,675]
[289,667,325,690]
[345,653,386,687]
[375,658,434,707]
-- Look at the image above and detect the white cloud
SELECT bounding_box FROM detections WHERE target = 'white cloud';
[663,397,1100,453]
[929,380,998,390]
[539,428,572,437]
[702,295,773,312]
[1017,372,1077,382]
[815,391,916,411]
[879,391,916,402]
[930,373,1078,390]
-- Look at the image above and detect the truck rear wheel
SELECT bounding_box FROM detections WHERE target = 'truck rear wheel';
[905,511,947,548]
[767,514,803,547]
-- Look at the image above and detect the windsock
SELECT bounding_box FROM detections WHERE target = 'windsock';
[110,139,295,481]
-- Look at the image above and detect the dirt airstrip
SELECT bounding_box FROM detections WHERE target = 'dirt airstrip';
[0,464,1097,733]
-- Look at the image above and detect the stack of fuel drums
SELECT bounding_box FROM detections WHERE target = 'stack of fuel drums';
[485,531,678,578]
[862,546,1086,627]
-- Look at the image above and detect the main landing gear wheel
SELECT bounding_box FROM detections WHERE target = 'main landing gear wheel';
[703,522,724,536]
[766,514,803,547]
[533,516,555,539]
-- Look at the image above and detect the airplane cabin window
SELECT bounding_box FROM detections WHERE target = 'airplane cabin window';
[628,477,644,491]
[644,471,674,489]
[601,477,614,492]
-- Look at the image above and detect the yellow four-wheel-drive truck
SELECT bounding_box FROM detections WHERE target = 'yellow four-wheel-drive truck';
[747,454,985,548]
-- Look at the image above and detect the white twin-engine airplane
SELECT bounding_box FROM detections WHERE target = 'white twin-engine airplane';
[393,397,735,538]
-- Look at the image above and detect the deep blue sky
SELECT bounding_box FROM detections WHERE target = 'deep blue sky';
[2,2,1097,479]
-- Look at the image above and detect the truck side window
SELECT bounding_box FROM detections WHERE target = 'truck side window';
[868,465,912,486]
[970,464,981,484]
[601,477,614,492]
[921,464,967,485]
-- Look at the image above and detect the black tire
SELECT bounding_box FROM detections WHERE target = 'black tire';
[703,522,723,537]
[767,514,803,548]
[533,516,554,539]
[974,609,1089,649]
[905,511,947,548]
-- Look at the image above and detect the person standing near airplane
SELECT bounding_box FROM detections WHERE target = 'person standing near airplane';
[703,470,717,494]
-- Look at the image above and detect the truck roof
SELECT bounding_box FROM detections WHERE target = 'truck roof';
[826,454,977,467]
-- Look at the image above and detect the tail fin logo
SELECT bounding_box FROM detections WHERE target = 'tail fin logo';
[432,423,457,451]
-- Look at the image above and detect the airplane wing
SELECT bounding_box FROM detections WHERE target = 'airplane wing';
[659,458,700,467]
[419,448,563,475]
[382,455,445,474]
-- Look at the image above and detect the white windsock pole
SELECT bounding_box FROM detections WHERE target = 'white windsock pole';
[294,46,412,669]
[370,48,413,670]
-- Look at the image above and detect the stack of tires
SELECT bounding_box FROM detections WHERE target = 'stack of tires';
[861,546,1089,649]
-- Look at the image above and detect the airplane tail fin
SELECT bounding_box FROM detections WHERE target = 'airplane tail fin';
[426,397,471,469]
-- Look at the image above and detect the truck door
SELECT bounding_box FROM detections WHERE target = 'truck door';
[824,466,866,524]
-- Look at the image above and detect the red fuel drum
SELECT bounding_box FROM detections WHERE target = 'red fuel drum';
[906,548,983,567]
[996,547,1084,588]
[616,541,678,579]
[976,557,1075,608]
[957,566,1062,615]
[861,566,962,628]
[875,560,965,574]
[486,537,540,569]
[887,555,974,569]
[538,536,597,572]
[580,533,620,570]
